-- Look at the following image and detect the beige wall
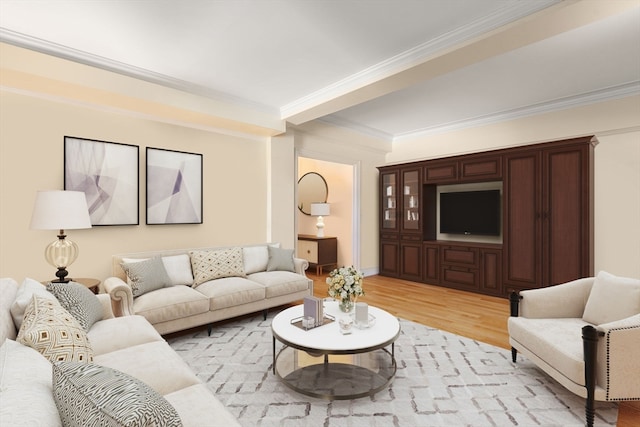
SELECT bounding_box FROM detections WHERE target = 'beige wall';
[297,157,353,267]
[0,91,270,281]
[387,96,640,279]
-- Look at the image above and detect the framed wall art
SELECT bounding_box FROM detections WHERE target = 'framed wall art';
[64,136,139,226]
[146,147,203,225]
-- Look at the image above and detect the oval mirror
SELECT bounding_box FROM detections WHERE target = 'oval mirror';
[298,172,328,215]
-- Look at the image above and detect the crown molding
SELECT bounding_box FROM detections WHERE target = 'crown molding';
[393,82,640,141]
[280,0,559,119]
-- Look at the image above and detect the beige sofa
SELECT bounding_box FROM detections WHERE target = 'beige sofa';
[508,271,640,427]
[104,243,313,335]
[0,277,240,426]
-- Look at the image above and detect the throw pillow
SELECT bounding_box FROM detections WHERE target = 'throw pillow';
[266,246,295,272]
[242,245,269,274]
[189,247,246,287]
[10,277,57,330]
[17,295,93,363]
[0,339,61,426]
[161,254,195,286]
[52,362,182,427]
[582,271,640,325]
[121,256,172,297]
[46,281,103,331]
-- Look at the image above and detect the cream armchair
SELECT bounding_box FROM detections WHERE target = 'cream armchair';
[508,272,640,427]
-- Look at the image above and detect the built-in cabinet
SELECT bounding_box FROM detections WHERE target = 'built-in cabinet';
[378,136,596,297]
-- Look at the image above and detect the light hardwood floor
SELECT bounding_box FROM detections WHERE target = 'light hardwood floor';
[308,273,639,426]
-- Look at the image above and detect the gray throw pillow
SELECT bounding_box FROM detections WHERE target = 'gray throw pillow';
[52,362,182,427]
[46,281,103,331]
[266,247,295,272]
[121,256,172,297]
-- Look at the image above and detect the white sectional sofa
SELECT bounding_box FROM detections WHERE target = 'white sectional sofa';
[0,277,240,426]
[104,243,313,335]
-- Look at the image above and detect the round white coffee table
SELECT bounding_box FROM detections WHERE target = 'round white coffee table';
[271,300,400,400]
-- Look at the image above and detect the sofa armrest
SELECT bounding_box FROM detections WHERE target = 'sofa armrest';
[96,293,115,320]
[516,277,594,318]
[596,313,640,400]
[293,257,309,276]
[103,276,134,317]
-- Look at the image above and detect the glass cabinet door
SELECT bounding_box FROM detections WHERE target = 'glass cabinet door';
[382,172,397,230]
[402,169,420,230]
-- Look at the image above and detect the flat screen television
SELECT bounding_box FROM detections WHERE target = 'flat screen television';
[439,189,501,236]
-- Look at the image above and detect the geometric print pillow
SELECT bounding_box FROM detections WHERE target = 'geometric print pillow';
[46,281,104,331]
[189,247,246,287]
[52,362,183,427]
[17,295,93,363]
[120,256,172,297]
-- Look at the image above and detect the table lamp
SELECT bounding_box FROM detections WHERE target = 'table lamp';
[310,203,330,238]
[29,190,92,283]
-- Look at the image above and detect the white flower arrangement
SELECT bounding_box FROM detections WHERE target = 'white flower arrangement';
[326,266,365,300]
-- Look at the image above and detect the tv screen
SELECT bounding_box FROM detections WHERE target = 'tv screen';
[439,189,501,236]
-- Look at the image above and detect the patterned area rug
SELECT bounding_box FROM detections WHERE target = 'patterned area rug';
[167,311,617,427]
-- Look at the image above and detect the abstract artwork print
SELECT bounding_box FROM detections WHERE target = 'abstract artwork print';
[64,136,139,226]
[146,147,202,224]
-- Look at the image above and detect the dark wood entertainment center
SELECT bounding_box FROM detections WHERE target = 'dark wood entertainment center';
[378,136,597,298]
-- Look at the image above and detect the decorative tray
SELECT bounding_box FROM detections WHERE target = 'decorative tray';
[290,314,335,331]
[350,313,376,329]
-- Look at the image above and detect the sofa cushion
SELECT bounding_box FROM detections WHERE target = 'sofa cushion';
[190,247,246,286]
[0,339,62,426]
[582,271,640,325]
[195,277,266,311]
[17,295,93,363]
[242,245,269,274]
[266,246,295,272]
[88,315,164,356]
[248,271,310,298]
[164,384,241,427]
[121,256,172,297]
[0,278,19,343]
[52,362,182,427]
[133,286,210,325]
[508,317,588,386]
[46,281,103,331]
[123,254,194,286]
[94,340,200,396]
[10,277,57,330]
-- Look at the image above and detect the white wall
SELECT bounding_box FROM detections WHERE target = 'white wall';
[387,96,640,279]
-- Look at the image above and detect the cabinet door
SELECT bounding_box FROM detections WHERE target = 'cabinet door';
[380,239,399,277]
[400,242,422,282]
[381,170,398,232]
[460,155,502,182]
[423,243,439,284]
[503,151,541,291]
[424,160,458,183]
[542,145,591,285]
[401,168,421,232]
[480,248,502,296]
[297,240,318,263]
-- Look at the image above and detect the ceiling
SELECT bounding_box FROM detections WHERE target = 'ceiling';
[1,0,639,142]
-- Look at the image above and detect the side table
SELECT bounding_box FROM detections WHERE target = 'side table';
[42,278,101,294]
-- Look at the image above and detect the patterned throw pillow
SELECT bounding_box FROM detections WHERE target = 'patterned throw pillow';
[266,246,296,272]
[46,281,103,331]
[189,247,246,287]
[17,295,93,363]
[52,362,182,427]
[121,256,172,297]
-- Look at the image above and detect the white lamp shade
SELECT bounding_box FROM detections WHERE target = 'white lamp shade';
[310,203,330,216]
[30,191,92,230]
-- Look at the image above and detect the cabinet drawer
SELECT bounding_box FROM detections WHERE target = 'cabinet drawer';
[297,240,318,263]
[441,267,479,290]
[441,246,479,268]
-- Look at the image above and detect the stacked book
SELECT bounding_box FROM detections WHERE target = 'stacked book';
[303,296,323,327]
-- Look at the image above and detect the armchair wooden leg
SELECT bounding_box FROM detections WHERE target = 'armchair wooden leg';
[511,347,518,363]
[583,325,599,427]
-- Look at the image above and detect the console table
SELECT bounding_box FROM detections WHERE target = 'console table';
[297,234,337,275]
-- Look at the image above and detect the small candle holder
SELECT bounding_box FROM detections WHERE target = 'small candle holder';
[339,315,353,335]
[302,316,315,330]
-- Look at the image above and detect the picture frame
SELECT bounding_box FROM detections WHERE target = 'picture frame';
[64,136,139,226]
[146,147,203,225]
